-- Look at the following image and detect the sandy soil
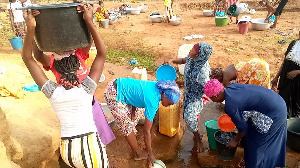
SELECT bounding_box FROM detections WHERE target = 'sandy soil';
[0,0,300,167]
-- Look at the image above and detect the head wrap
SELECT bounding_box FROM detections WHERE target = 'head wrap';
[204,79,224,98]
[157,80,180,104]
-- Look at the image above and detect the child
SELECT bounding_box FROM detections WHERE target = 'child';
[164,0,174,23]
[7,0,26,38]
[227,0,240,24]
[214,0,227,16]
[22,4,110,167]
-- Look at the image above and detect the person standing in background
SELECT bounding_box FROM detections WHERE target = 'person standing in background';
[7,0,26,38]
[164,0,174,23]
[271,31,300,118]
[268,0,289,28]
[20,0,31,7]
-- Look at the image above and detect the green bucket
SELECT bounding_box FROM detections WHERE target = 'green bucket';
[205,119,220,150]
[215,16,228,27]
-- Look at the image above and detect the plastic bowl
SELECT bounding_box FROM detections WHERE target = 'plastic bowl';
[218,114,236,132]
[203,10,214,17]
[138,5,148,13]
[156,65,177,81]
[251,18,273,31]
[150,15,163,23]
[109,17,118,25]
[287,118,300,152]
[127,8,141,15]
[170,18,182,26]
[151,160,166,168]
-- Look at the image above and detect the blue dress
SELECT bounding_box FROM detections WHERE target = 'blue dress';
[183,42,212,132]
[225,83,287,168]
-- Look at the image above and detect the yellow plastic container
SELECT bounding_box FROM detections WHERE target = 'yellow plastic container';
[87,47,97,68]
[159,102,180,137]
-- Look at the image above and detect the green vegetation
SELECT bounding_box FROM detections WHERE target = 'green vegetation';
[107,49,157,71]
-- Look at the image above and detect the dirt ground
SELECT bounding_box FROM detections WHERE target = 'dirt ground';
[0,0,300,167]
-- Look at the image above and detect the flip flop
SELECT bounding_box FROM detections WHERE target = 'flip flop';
[278,40,287,44]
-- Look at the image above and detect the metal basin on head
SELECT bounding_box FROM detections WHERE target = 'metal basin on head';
[19,2,98,52]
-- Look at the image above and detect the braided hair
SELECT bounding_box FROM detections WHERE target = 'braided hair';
[210,68,224,82]
[54,54,80,90]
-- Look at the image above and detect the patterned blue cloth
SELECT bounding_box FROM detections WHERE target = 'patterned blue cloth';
[242,111,273,134]
[183,42,212,132]
[157,80,180,104]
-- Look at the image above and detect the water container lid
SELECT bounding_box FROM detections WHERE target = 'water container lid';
[156,65,177,81]
[17,1,98,10]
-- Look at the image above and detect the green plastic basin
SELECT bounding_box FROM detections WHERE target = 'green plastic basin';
[215,16,228,27]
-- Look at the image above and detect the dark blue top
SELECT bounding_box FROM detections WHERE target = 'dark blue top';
[224,83,287,168]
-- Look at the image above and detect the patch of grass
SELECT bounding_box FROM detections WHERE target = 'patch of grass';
[107,49,157,71]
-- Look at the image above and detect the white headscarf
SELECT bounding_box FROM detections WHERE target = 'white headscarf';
[288,40,300,66]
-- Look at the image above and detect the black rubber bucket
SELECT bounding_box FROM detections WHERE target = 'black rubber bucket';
[18,2,97,52]
[287,118,300,152]
[214,130,237,161]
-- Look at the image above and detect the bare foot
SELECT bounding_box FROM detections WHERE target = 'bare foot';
[270,25,276,29]
[133,150,148,161]
[193,137,204,154]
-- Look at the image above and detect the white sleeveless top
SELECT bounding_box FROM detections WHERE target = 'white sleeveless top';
[41,76,97,138]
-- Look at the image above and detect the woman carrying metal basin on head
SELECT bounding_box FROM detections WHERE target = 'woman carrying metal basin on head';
[21,3,111,167]
[28,0,115,148]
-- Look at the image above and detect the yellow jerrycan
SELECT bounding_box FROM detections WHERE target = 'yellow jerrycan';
[87,47,97,68]
[159,102,180,137]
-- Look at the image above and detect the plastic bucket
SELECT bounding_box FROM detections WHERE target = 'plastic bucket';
[214,130,237,161]
[215,17,228,27]
[238,23,249,34]
[205,120,220,150]
[9,37,23,50]
[101,19,109,28]
[177,44,194,75]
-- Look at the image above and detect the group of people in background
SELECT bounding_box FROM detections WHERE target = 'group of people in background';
[213,0,289,27]
[12,0,299,167]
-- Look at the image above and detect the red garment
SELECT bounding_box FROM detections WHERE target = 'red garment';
[44,49,90,84]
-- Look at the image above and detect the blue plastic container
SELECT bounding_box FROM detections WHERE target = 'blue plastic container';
[23,84,40,92]
[9,37,23,50]
[156,65,177,81]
